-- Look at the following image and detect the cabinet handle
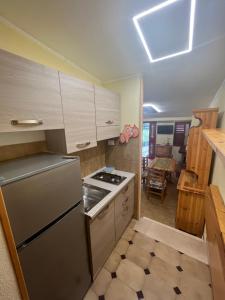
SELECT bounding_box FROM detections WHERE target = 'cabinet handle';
[76,142,91,149]
[97,205,109,219]
[123,197,129,203]
[105,120,114,125]
[122,185,129,193]
[122,197,129,209]
[11,119,43,126]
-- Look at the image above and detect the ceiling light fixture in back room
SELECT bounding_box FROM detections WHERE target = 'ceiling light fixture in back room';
[143,103,161,113]
[133,0,196,63]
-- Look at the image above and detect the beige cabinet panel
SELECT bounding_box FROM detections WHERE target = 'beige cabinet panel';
[0,49,64,132]
[89,201,115,278]
[59,72,97,153]
[95,86,120,126]
[97,125,120,141]
[115,180,134,241]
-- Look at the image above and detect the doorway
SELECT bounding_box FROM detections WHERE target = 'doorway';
[141,120,191,228]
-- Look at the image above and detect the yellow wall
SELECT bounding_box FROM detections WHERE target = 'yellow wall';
[104,76,142,130]
[0,17,101,84]
[210,80,225,202]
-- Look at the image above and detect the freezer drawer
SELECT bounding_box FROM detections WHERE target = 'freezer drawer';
[18,203,91,300]
[2,160,82,246]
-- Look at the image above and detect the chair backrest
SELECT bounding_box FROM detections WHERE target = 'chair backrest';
[155,144,172,158]
[148,168,166,184]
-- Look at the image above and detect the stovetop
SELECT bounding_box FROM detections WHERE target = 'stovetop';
[91,172,126,185]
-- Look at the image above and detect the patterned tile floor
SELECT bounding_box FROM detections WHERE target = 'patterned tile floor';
[84,220,212,300]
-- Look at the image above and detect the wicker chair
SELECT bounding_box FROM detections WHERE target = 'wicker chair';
[146,168,167,200]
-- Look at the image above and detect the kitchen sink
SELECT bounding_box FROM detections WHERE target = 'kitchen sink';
[82,183,111,213]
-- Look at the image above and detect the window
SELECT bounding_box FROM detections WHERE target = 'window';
[142,122,157,158]
[173,122,190,147]
[142,123,150,157]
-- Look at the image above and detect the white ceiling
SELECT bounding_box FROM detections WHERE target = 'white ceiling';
[1,0,225,117]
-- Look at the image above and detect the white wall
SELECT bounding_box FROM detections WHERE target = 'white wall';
[144,117,192,162]
[209,80,225,202]
[156,122,174,145]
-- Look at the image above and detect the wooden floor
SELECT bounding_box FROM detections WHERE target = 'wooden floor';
[141,181,178,228]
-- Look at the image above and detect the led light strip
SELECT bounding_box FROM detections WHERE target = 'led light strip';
[133,0,196,63]
[143,103,161,112]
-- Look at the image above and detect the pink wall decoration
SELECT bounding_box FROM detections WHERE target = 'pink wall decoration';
[119,124,139,144]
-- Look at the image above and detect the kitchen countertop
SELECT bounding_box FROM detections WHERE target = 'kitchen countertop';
[83,167,135,219]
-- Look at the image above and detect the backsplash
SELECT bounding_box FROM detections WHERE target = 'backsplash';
[0,140,106,178]
[73,141,106,177]
[0,141,47,162]
[106,137,140,217]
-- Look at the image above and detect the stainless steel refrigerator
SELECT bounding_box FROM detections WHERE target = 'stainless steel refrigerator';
[0,153,91,300]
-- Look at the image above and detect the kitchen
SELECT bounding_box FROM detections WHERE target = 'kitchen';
[0,1,225,300]
[0,46,140,299]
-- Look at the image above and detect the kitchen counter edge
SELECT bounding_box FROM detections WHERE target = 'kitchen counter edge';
[83,167,135,219]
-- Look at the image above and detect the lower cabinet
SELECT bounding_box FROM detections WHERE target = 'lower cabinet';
[175,189,205,237]
[115,180,134,241]
[88,179,134,278]
[89,201,115,278]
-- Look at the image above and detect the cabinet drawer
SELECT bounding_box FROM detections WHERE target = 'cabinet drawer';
[90,201,115,278]
[95,86,120,126]
[0,49,64,132]
[97,126,120,141]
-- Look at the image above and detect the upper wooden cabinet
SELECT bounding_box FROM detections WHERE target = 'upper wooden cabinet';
[95,86,121,141]
[0,49,64,132]
[0,49,122,146]
[46,73,97,153]
[95,86,120,126]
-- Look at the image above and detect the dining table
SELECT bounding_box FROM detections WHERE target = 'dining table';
[148,157,176,173]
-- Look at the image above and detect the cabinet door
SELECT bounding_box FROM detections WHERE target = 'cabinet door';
[59,72,97,153]
[89,201,115,278]
[95,86,120,126]
[97,125,120,141]
[115,180,134,241]
[0,49,64,132]
[175,190,205,237]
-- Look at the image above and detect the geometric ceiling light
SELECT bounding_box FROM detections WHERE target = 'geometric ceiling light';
[133,0,196,63]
